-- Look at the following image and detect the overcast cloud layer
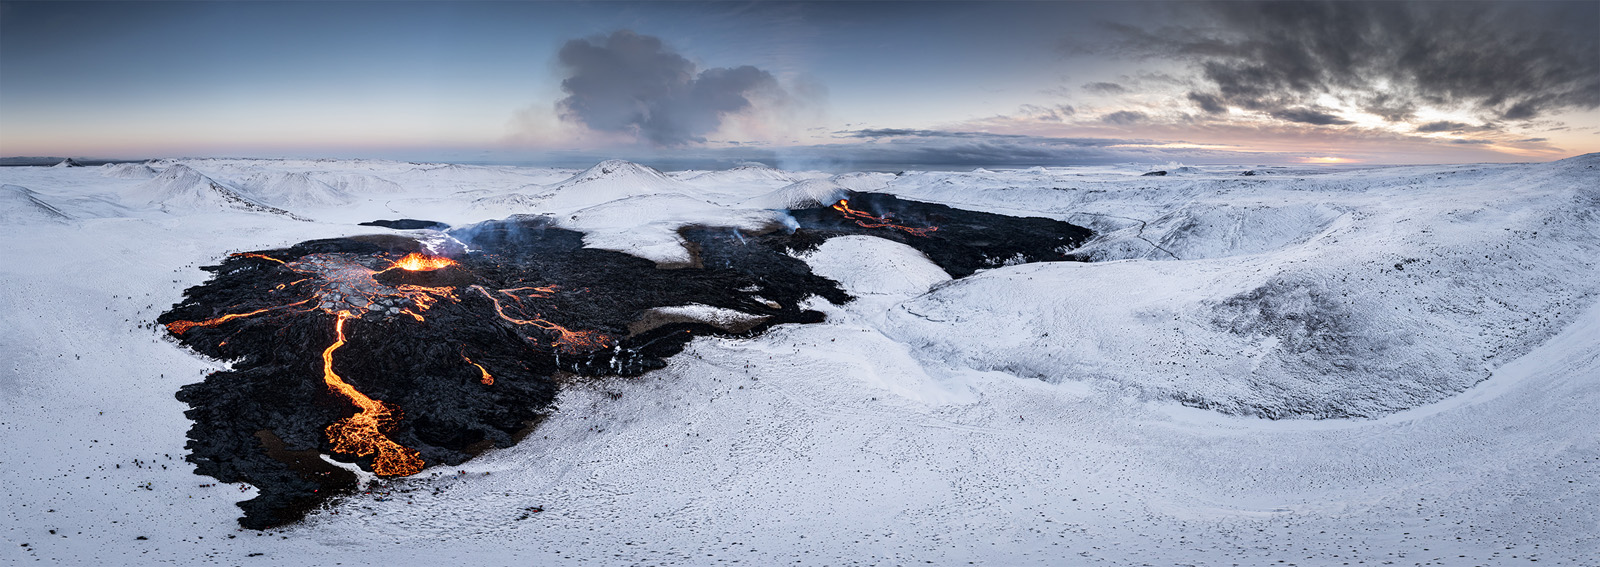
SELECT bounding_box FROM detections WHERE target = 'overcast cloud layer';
[1094,1,1600,125]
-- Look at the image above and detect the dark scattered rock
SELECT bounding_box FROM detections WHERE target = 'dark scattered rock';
[1240,170,1258,176]
[159,195,1091,529]
[1141,170,1168,176]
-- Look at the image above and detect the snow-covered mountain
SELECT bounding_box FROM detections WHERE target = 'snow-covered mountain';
[231,171,352,208]
[2,155,1597,565]
[99,162,158,179]
[744,178,850,209]
[127,164,299,217]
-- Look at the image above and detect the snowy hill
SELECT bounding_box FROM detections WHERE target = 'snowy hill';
[99,162,158,179]
[0,184,72,223]
[538,159,685,207]
[744,178,849,209]
[127,164,301,218]
[678,161,797,186]
[232,171,352,207]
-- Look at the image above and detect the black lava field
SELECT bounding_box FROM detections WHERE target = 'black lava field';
[157,192,1091,528]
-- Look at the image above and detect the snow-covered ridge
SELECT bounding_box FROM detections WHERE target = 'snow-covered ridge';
[0,183,73,223]
[127,164,301,218]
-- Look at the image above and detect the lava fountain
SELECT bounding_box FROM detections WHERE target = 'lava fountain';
[388,252,457,272]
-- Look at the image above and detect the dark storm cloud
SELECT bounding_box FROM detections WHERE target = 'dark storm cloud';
[1101,110,1149,125]
[1416,121,1470,133]
[1187,91,1227,114]
[1271,107,1352,126]
[1097,1,1600,123]
[556,30,781,146]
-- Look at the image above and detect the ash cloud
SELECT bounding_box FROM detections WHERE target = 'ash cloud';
[1098,1,1599,123]
[556,30,782,146]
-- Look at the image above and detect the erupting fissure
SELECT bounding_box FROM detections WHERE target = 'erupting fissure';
[386,252,457,272]
[831,199,938,237]
[320,312,424,476]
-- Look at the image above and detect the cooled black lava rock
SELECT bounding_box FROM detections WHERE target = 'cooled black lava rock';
[785,191,1093,277]
[161,199,1090,529]
[359,219,449,230]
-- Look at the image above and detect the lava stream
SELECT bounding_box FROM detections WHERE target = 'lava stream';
[320,312,424,476]
[165,299,312,335]
[231,252,286,264]
[461,352,494,385]
[471,285,613,354]
[831,199,938,237]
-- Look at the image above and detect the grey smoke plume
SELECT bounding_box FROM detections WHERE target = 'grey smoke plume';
[556,30,782,146]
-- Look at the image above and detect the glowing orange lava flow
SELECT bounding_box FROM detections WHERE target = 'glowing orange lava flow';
[389,252,457,272]
[471,285,613,354]
[165,299,312,335]
[461,352,494,385]
[231,252,286,265]
[321,312,424,476]
[830,199,938,237]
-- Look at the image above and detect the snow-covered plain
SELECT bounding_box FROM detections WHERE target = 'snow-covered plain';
[2,156,1597,565]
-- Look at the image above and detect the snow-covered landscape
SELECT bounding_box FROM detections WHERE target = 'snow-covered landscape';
[3,156,1597,565]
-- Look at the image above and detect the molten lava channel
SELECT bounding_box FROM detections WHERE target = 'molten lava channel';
[461,352,494,386]
[320,312,424,476]
[471,285,614,354]
[164,299,312,335]
[831,199,939,237]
